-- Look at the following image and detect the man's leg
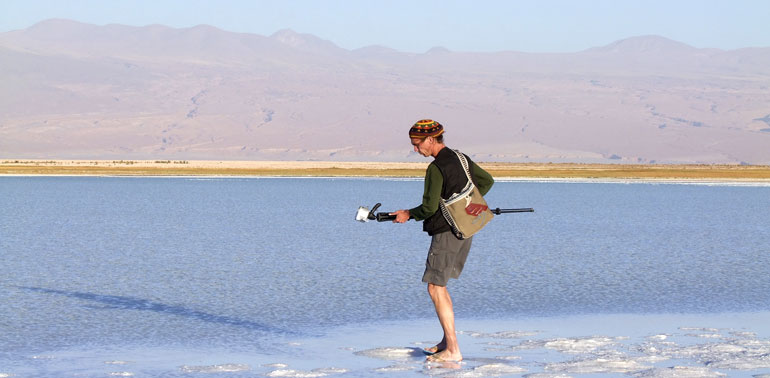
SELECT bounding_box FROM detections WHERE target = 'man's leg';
[427,283,462,361]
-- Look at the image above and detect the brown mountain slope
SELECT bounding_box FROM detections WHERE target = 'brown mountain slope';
[1,19,769,163]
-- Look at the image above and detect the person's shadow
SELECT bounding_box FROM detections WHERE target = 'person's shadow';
[16,286,295,335]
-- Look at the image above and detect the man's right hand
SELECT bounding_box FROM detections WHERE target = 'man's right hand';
[391,210,411,223]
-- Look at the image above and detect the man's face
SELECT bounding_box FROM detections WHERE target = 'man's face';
[411,137,432,157]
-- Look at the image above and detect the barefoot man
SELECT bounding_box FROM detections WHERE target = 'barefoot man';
[392,119,494,362]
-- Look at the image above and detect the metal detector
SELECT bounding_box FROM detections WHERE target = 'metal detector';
[355,202,533,222]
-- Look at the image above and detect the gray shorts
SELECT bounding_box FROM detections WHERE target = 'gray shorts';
[422,231,473,287]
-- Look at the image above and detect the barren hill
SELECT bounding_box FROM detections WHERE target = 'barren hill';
[1,19,769,164]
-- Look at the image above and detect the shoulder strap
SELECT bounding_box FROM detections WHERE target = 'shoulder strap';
[451,149,473,184]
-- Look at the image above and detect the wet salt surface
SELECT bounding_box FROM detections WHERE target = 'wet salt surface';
[296,314,770,377]
[3,313,770,377]
[2,177,770,377]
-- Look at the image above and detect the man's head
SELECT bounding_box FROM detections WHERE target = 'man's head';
[409,119,445,157]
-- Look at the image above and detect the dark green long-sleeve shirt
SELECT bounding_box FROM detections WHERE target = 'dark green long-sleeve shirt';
[409,161,494,221]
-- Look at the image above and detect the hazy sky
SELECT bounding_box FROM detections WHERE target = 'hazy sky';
[1,0,768,53]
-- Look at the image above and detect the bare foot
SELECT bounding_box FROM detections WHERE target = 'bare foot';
[423,343,446,355]
[426,350,462,362]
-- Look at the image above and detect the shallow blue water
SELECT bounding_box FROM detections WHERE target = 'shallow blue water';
[1,177,769,375]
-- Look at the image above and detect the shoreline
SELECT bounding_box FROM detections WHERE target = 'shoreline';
[3,174,770,187]
[2,159,770,181]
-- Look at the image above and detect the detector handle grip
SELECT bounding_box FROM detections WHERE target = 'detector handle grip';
[375,212,414,222]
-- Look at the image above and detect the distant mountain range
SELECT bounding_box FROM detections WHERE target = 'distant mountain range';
[1,19,769,164]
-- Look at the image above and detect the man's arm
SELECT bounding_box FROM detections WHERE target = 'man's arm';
[471,161,494,196]
[392,163,443,223]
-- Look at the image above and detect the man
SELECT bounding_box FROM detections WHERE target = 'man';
[392,119,494,363]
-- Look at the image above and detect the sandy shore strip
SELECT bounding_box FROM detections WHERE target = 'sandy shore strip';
[2,159,770,180]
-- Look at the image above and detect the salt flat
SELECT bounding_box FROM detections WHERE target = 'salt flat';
[2,159,770,180]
